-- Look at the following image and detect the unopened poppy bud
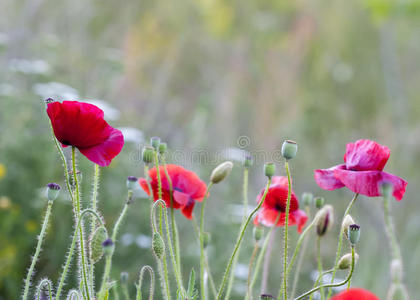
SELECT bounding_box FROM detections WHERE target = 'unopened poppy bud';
[120,272,129,284]
[338,252,359,270]
[302,192,313,207]
[210,161,233,184]
[158,142,167,155]
[202,232,211,248]
[315,205,334,236]
[380,181,393,198]
[314,196,325,209]
[342,215,355,238]
[260,294,274,299]
[390,259,403,282]
[152,232,165,259]
[348,224,360,246]
[150,137,161,150]
[142,146,154,164]
[102,238,114,257]
[46,183,61,201]
[253,226,264,242]
[126,176,138,190]
[264,162,275,178]
[244,155,253,168]
[281,140,298,160]
[90,226,108,263]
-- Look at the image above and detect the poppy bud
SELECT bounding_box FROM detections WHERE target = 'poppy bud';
[302,192,313,207]
[46,183,61,201]
[380,181,393,198]
[342,215,355,239]
[102,238,115,257]
[142,146,154,164]
[202,232,211,248]
[315,205,334,237]
[338,252,359,270]
[348,224,360,246]
[390,259,403,282]
[281,140,298,160]
[264,162,275,179]
[150,137,161,150]
[158,142,167,155]
[126,176,138,190]
[120,272,129,284]
[260,294,274,299]
[90,226,108,263]
[152,232,165,259]
[253,226,264,242]
[210,161,233,184]
[244,155,253,168]
[314,196,325,209]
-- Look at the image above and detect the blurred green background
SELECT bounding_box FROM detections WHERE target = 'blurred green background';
[1,0,420,298]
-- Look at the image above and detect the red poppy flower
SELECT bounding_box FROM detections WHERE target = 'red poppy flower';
[47,100,124,167]
[139,164,207,219]
[314,139,407,201]
[254,176,308,233]
[330,288,379,300]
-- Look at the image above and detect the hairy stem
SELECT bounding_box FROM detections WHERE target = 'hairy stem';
[136,265,155,300]
[200,183,213,300]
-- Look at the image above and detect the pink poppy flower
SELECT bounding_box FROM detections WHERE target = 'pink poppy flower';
[314,139,407,201]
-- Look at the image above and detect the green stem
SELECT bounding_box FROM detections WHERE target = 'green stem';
[279,161,292,300]
[56,209,104,299]
[200,183,213,300]
[89,164,100,294]
[72,147,91,300]
[122,284,130,300]
[246,243,260,300]
[309,268,335,300]
[144,165,154,202]
[216,178,272,300]
[36,278,53,300]
[316,237,325,300]
[327,193,358,299]
[22,200,54,300]
[99,190,133,297]
[136,265,155,300]
[295,247,356,300]
[290,207,311,299]
[243,168,249,219]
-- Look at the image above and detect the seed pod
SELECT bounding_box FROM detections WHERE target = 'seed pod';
[158,142,167,155]
[264,162,275,178]
[253,226,264,242]
[244,155,253,168]
[314,196,325,209]
[152,232,165,259]
[281,140,298,160]
[260,294,274,299]
[302,192,313,207]
[142,146,154,164]
[126,176,138,190]
[338,252,359,269]
[150,137,161,150]
[348,224,361,246]
[90,226,108,263]
[102,238,115,257]
[210,161,233,184]
[46,183,61,201]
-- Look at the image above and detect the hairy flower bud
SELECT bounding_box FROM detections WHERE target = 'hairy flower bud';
[314,196,325,209]
[342,214,355,239]
[302,192,313,207]
[264,162,275,179]
[202,232,211,248]
[152,232,165,259]
[338,252,359,270]
[315,205,334,237]
[210,161,233,184]
[158,142,167,155]
[102,238,115,257]
[253,226,264,242]
[348,224,361,246]
[281,140,298,160]
[244,155,253,168]
[90,226,108,263]
[142,146,154,164]
[150,137,161,150]
[126,176,138,190]
[46,183,61,201]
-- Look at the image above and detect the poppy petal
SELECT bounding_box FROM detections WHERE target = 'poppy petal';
[344,139,390,171]
[173,190,191,206]
[181,199,195,219]
[290,209,308,233]
[334,169,407,201]
[314,164,346,190]
[330,288,379,300]
[79,127,124,167]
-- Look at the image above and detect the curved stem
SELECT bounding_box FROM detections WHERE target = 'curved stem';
[200,183,213,300]
[89,164,100,294]
[22,200,54,300]
[243,168,249,221]
[327,193,358,299]
[216,178,272,300]
[136,265,155,300]
[36,278,53,300]
[279,161,292,300]
[295,247,355,300]
[71,147,91,300]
